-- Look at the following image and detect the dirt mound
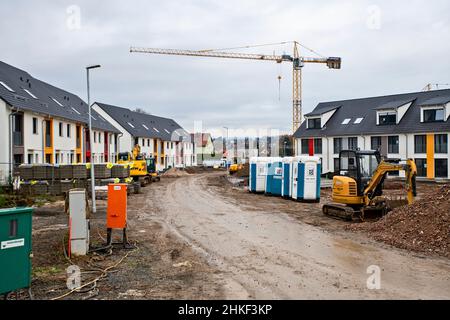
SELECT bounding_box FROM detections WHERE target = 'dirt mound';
[235,163,249,177]
[348,184,450,258]
[162,167,191,177]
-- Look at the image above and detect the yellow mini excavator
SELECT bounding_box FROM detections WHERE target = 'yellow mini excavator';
[323,150,417,221]
[117,144,160,187]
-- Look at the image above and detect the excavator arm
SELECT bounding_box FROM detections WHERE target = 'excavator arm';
[363,159,417,205]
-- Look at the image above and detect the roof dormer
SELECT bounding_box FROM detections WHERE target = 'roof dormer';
[375,98,414,125]
[305,105,340,129]
[419,96,450,122]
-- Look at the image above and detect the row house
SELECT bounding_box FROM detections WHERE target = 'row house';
[93,102,196,172]
[0,61,120,184]
[294,89,450,180]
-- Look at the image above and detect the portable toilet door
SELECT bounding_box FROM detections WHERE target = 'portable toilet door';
[271,159,283,196]
[249,157,257,192]
[256,158,270,192]
[281,157,294,198]
[265,161,273,194]
[291,161,302,200]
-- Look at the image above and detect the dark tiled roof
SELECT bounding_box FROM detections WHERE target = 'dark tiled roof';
[95,102,191,142]
[0,61,119,133]
[294,89,450,138]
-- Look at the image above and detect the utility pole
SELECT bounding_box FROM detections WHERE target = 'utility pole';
[86,64,101,213]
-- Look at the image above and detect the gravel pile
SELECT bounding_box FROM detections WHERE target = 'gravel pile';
[349,184,450,258]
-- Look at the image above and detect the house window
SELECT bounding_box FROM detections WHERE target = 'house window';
[333,158,340,172]
[435,134,448,154]
[32,117,38,134]
[348,137,358,150]
[314,138,322,154]
[55,153,60,164]
[28,154,33,164]
[378,112,396,125]
[301,139,309,154]
[435,159,448,178]
[423,108,445,122]
[148,139,150,147]
[307,118,321,129]
[94,132,97,143]
[333,138,342,154]
[388,136,399,154]
[59,122,63,137]
[415,159,427,177]
[98,133,101,143]
[414,135,426,153]
[67,124,71,138]
[371,136,382,151]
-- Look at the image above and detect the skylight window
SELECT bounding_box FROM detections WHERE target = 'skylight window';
[51,97,64,107]
[142,124,149,130]
[127,122,135,128]
[23,88,37,99]
[341,118,351,125]
[71,107,81,115]
[164,129,170,134]
[354,117,364,124]
[0,81,15,92]
[153,127,160,133]
[90,115,97,121]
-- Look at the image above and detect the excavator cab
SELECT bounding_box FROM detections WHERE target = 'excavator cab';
[338,150,381,196]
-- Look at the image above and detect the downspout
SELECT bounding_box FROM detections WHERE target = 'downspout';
[117,132,123,162]
[41,119,46,163]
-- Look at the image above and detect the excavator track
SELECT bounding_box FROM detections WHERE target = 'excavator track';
[322,203,359,221]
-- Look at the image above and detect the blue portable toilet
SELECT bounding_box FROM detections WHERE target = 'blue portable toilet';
[292,156,321,202]
[265,157,282,195]
[281,157,295,198]
[249,157,271,193]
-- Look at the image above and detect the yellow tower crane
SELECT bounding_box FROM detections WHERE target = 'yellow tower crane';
[130,41,341,133]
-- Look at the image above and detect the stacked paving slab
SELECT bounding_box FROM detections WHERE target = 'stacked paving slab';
[16,163,133,196]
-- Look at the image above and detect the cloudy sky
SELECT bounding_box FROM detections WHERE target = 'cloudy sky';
[1,0,449,136]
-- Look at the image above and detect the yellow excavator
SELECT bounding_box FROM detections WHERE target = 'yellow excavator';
[117,144,160,187]
[323,150,417,221]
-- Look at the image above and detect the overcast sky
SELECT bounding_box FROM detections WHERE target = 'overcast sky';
[1,0,449,136]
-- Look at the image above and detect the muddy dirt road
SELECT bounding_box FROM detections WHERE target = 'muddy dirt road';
[149,172,450,299]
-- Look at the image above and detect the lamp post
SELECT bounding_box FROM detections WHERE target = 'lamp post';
[86,64,101,213]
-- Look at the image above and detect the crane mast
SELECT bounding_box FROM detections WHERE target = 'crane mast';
[130,42,341,133]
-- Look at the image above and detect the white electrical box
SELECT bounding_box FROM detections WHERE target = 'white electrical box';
[69,189,89,256]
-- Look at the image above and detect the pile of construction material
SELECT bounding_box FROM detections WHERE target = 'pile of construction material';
[162,167,191,178]
[348,184,450,258]
[16,163,132,196]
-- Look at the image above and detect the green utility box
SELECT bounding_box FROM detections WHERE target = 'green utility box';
[0,207,33,295]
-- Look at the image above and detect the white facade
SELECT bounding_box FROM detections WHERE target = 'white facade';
[296,132,450,179]
[0,99,9,184]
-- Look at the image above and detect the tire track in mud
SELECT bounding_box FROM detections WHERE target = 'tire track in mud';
[145,172,450,299]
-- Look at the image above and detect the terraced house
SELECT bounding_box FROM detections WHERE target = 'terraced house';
[0,61,120,184]
[294,89,450,180]
[93,103,196,171]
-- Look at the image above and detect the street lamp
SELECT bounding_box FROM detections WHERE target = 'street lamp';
[86,64,101,213]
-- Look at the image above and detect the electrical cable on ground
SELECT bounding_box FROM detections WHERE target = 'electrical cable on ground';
[50,247,137,300]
